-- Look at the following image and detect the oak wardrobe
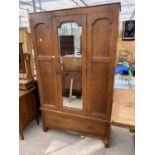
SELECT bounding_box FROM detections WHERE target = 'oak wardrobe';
[30,3,120,147]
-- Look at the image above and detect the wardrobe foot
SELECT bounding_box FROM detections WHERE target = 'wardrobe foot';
[36,117,39,125]
[103,138,109,148]
[43,127,48,132]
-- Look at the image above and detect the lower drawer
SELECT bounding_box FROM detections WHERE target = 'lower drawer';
[43,110,107,136]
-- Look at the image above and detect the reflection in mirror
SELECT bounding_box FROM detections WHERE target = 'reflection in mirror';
[58,22,82,110]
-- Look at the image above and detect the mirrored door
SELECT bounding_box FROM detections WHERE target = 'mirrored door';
[53,15,86,114]
[58,22,82,110]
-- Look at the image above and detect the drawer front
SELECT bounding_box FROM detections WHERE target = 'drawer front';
[44,111,106,136]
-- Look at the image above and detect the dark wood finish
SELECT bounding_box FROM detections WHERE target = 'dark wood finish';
[19,78,34,90]
[19,42,26,73]
[60,36,74,55]
[30,3,120,147]
[19,87,39,140]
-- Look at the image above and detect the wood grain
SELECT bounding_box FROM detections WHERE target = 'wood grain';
[111,89,135,130]
[19,87,39,140]
[30,3,120,147]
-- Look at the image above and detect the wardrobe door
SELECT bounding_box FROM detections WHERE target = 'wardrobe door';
[87,10,119,120]
[52,14,87,115]
[30,17,59,110]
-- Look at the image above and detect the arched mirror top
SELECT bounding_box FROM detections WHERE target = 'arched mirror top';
[58,22,82,56]
[58,22,81,30]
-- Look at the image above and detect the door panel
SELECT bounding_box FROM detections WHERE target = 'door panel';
[91,63,109,116]
[35,23,52,55]
[32,18,59,110]
[92,19,112,57]
[52,14,87,115]
[87,12,114,119]
[38,60,58,107]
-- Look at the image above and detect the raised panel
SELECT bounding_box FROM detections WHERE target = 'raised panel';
[38,60,57,107]
[92,19,112,58]
[90,63,110,116]
[35,23,52,55]
[87,12,114,119]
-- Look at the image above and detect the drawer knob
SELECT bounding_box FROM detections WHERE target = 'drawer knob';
[88,125,94,130]
[56,70,60,75]
[54,119,59,123]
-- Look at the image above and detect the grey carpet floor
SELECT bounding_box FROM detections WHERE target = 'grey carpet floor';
[19,120,134,155]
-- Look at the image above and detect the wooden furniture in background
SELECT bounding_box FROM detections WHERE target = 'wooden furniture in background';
[24,53,33,78]
[19,27,32,53]
[19,42,26,73]
[19,42,34,89]
[19,28,40,139]
[30,3,120,147]
[60,36,74,55]
[19,27,34,78]
[19,87,39,140]
[20,52,33,79]
[111,89,135,131]
[19,78,34,90]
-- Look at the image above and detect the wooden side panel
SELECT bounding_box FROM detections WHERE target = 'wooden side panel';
[60,36,74,55]
[87,11,118,120]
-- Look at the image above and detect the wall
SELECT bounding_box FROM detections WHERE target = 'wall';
[116,22,135,64]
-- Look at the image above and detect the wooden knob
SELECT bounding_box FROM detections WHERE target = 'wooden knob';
[88,125,94,130]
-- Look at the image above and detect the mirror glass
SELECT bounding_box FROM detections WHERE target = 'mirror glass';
[58,22,82,110]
